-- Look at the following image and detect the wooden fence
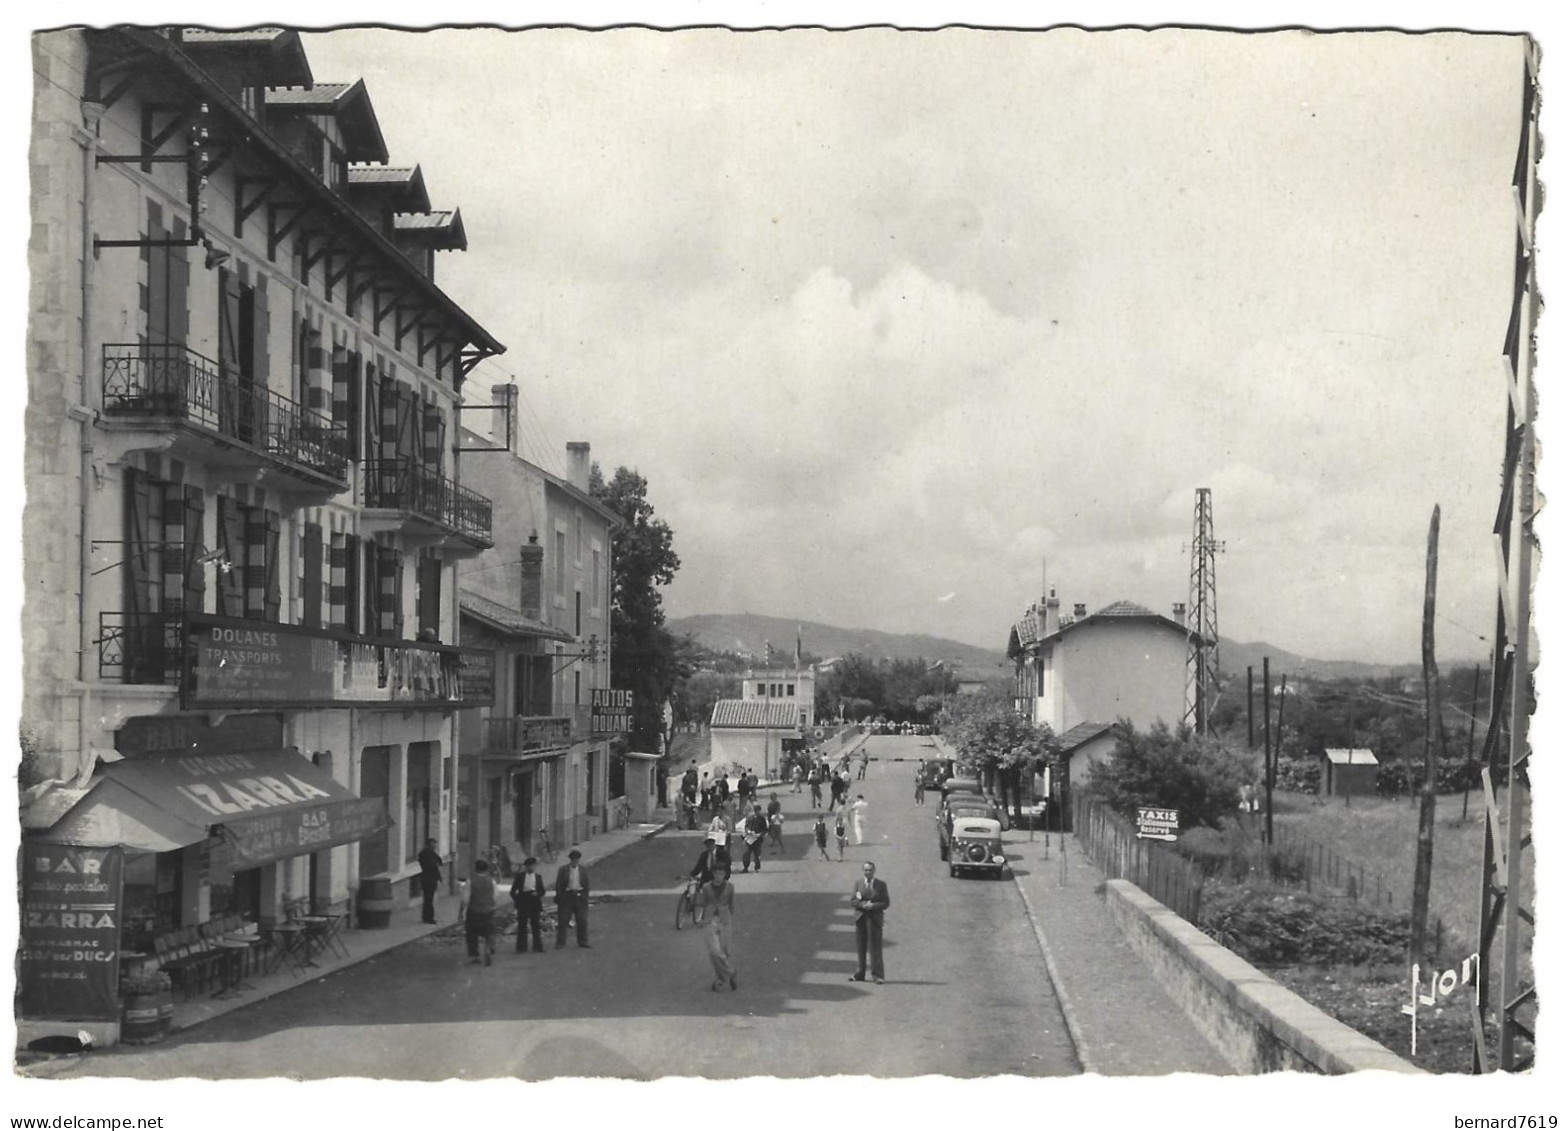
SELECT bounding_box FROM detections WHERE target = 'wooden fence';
[1073,793,1206,924]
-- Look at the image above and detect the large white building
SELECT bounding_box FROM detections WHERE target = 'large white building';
[22,28,503,1041]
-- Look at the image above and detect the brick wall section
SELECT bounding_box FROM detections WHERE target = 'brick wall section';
[1102,879,1424,1074]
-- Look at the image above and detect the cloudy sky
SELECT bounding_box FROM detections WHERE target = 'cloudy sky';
[293,26,1525,665]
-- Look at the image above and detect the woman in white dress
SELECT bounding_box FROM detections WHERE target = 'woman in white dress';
[701,865,737,992]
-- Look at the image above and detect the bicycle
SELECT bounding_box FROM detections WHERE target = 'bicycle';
[535,828,558,865]
[674,876,704,930]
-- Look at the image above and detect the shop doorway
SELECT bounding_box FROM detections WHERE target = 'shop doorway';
[512,769,534,847]
[406,742,434,864]
[485,774,503,855]
[359,745,393,876]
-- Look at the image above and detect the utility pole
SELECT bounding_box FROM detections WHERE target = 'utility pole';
[1410,506,1441,966]
[1184,488,1224,735]
[1461,663,1482,821]
[1262,656,1273,845]
[1247,665,1254,749]
[1476,38,1539,1074]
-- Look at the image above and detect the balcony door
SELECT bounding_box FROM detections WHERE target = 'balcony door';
[217,269,269,446]
[514,653,553,718]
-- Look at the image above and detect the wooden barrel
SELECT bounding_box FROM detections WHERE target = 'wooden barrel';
[121,988,169,1044]
[356,877,394,928]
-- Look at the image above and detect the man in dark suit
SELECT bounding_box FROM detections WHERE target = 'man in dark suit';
[554,848,591,948]
[849,861,890,984]
[416,837,443,925]
[510,856,547,953]
[690,836,726,884]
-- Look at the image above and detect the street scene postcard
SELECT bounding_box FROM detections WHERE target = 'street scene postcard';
[8,7,1559,1129]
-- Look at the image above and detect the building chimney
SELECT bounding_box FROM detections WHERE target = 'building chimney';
[566,441,592,493]
[492,384,518,453]
[1073,603,1087,619]
[518,534,544,619]
[1043,587,1060,636]
[1173,602,1186,621]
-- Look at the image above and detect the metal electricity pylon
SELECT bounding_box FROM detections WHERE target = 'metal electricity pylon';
[1184,487,1223,735]
[1474,38,1539,1075]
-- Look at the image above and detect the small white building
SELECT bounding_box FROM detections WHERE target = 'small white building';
[740,666,816,730]
[709,700,801,779]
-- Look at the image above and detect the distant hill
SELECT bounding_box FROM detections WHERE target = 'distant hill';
[667,614,1011,674]
[1219,638,1427,682]
[668,613,1447,684]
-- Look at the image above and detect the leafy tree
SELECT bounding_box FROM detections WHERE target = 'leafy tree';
[1082,719,1252,831]
[590,464,691,757]
[938,688,1058,820]
[679,669,741,729]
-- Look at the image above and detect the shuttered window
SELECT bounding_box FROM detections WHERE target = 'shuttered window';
[215,496,247,617]
[416,551,442,640]
[301,522,323,629]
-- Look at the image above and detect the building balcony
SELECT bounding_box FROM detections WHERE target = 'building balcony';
[101,343,350,497]
[361,458,494,552]
[98,610,185,686]
[482,715,573,755]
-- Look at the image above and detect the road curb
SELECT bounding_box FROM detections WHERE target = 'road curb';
[1012,873,1097,1075]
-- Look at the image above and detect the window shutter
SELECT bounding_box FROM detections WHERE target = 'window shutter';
[252,276,270,388]
[169,217,190,348]
[302,522,323,629]
[123,469,153,617]
[216,497,246,617]
[342,533,361,634]
[395,383,417,462]
[160,481,187,614]
[183,486,206,611]
[217,269,241,376]
[146,205,169,346]
[422,403,446,473]
[377,543,403,639]
[379,374,399,463]
[361,362,381,467]
[263,510,281,623]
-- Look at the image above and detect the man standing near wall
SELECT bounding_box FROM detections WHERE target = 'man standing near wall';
[417,838,443,925]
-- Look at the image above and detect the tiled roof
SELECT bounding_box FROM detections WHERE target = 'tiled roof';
[1013,615,1038,647]
[267,82,355,106]
[348,165,419,185]
[459,590,573,641]
[1094,600,1161,619]
[711,700,801,730]
[1057,721,1114,752]
[1324,748,1379,766]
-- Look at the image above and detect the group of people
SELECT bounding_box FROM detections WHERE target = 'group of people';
[438,843,594,967]
[677,761,763,830]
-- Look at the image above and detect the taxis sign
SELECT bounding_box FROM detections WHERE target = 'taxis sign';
[1136,806,1180,841]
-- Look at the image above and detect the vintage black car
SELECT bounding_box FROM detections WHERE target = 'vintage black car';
[947,814,1007,879]
[938,793,1005,861]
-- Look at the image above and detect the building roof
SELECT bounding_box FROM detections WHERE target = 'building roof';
[101,29,502,363]
[1012,599,1204,656]
[1323,748,1379,766]
[459,590,574,641]
[179,28,313,87]
[711,700,801,730]
[265,79,390,163]
[348,164,431,212]
[1057,721,1115,753]
[395,209,468,251]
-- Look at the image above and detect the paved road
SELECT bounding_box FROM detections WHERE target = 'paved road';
[54,734,1079,1080]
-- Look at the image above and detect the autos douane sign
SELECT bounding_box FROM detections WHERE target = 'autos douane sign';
[591,688,634,734]
[184,613,462,708]
[1135,806,1180,841]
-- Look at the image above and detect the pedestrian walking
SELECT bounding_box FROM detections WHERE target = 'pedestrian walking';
[914,773,926,806]
[857,750,869,780]
[700,865,737,992]
[509,856,546,953]
[848,861,890,984]
[808,766,823,808]
[740,805,768,872]
[791,762,804,793]
[768,809,785,853]
[417,837,443,924]
[813,814,831,861]
[708,808,733,857]
[554,848,591,948]
[465,858,498,966]
[851,793,869,845]
[834,812,848,860]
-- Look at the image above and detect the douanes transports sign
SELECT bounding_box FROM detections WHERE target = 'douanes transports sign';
[184,613,463,709]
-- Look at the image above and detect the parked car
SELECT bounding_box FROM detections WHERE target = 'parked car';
[939,794,1005,860]
[918,759,954,792]
[947,815,1007,879]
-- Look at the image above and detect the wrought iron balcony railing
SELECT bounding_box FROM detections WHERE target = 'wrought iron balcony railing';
[98,610,184,686]
[362,458,493,544]
[483,715,573,754]
[102,343,350,482]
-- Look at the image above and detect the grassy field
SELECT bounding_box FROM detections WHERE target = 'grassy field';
[1269,788,1533,958]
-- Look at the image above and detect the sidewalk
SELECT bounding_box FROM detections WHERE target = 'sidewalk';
[1005,825,1233,1075]
[17,818,673,1068]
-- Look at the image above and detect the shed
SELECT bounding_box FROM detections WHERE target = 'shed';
[1320,748,1379,797]
[619,752,662,823]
